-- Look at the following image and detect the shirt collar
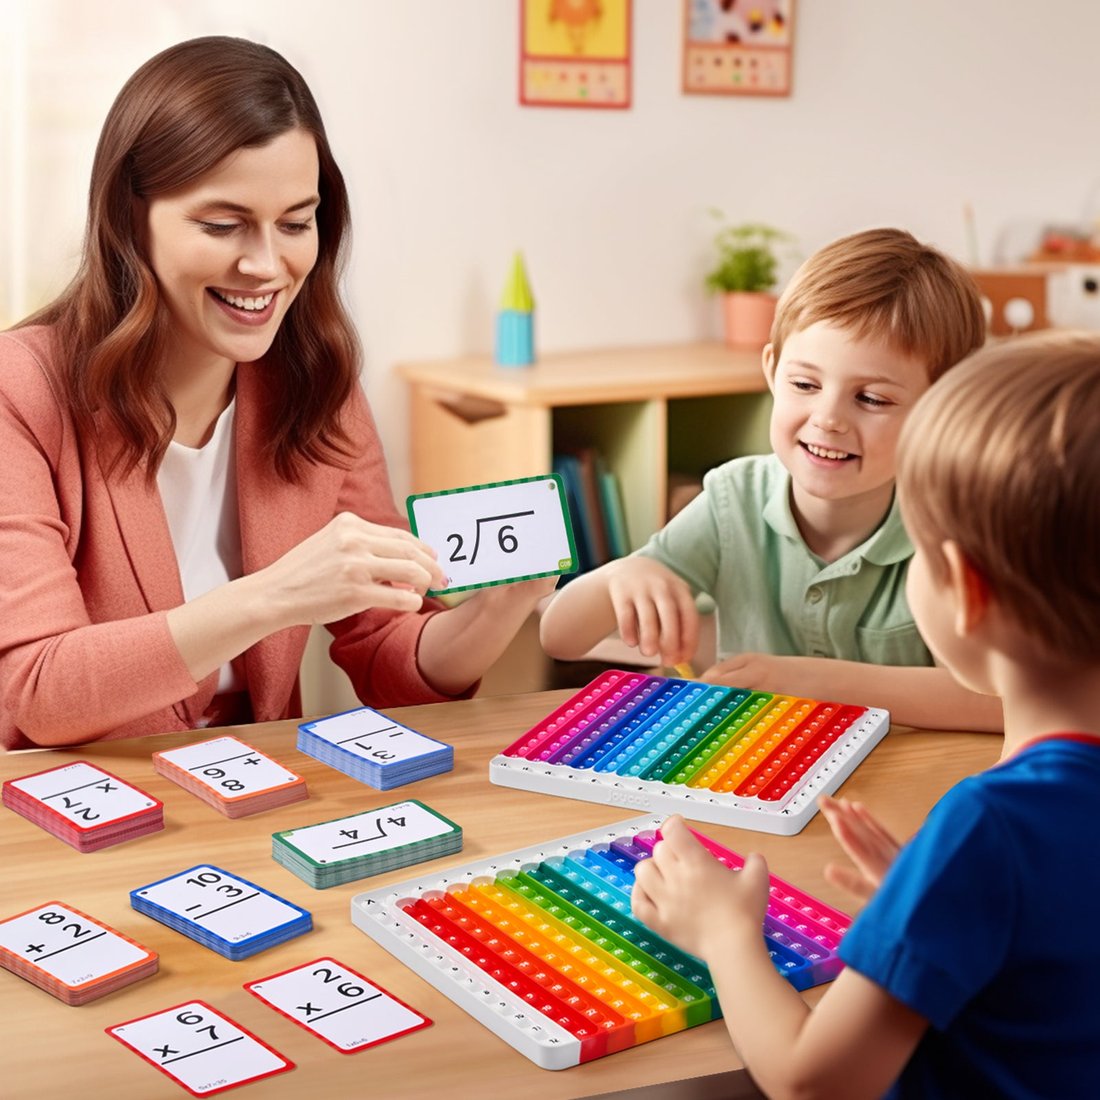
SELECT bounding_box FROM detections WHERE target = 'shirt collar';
[762,466,913,568]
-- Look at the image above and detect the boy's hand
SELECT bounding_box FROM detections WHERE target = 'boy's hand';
[818,794,901,904]
[606,558,699,666]
[701,652,823,694]
[631,815,769,960]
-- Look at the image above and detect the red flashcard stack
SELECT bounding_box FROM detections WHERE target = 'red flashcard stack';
[2,761,163,852]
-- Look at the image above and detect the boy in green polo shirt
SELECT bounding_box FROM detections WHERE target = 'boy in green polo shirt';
[540,228,1002,730]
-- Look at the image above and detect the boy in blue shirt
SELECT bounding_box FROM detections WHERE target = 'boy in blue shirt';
[540,228,1002,730]
[631,332,1100,1098]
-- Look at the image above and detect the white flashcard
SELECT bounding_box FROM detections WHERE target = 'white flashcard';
[108,1000,292,1096]
[154,738,303,800]
[299,709,448,765]
[275,802,457,865]
[407,474,577,594]
[132,867,307,945]
[0,902,154,988]
[245,957,431,1053]
[6,761,159,831]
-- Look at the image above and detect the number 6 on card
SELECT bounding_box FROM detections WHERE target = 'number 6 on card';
[407,474,577,595]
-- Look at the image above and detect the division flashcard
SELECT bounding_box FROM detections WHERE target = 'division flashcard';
[407,474,577,594]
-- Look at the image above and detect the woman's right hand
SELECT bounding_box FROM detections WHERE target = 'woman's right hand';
[260,512,446,627]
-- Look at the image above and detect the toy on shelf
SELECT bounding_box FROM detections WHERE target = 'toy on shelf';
[495,251,535,366]
[489,670,890,835]
[351,814,850,1070]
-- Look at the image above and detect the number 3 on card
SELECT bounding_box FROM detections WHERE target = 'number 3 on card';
[407,474,577,594]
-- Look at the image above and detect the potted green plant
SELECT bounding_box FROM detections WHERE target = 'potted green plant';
[705,217,793,348]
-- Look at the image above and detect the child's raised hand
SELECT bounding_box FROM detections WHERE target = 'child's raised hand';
[631,814,769,960]
[818,794,901,904]
[606,557,699,666]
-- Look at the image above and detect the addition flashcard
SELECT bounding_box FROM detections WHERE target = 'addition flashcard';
[245,957,431,1053]
[297,706,453,789]
[271,800,462,888]
[407,473,577,594]
[1,760,163,851]
[0,901,158,1005]
[108,1000,293,1096]
[153,737,308,817]
[131,866,312,961]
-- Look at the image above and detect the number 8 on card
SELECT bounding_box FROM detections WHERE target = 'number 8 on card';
[407,474,577,595]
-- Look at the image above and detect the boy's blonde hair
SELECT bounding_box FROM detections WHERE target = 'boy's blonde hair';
[771,228,986,381]
[898,331,1100,660]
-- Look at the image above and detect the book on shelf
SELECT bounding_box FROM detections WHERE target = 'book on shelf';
[552,446,629,577]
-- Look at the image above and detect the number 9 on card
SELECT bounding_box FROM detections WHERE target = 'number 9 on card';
[407,474,578,595]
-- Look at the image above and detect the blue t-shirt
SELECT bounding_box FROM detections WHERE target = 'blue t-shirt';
[839,737,1100,1099]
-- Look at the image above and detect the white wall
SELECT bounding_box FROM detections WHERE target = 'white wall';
[7,0,1100,709]
[9,0,1100,492]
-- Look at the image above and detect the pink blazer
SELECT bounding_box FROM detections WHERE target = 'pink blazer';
[0,326,461,750]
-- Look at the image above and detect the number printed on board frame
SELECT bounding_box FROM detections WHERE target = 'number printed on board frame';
[406,474,577,595]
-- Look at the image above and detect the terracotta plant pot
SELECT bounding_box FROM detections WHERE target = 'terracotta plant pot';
[722,291,777,348]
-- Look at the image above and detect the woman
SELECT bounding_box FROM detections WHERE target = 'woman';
[0,36,552,750]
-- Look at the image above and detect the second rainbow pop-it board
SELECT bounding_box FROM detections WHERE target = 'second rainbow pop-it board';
[350,814,850,1070]
[489,671,890,835]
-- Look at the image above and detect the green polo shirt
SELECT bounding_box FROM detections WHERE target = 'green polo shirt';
[635,454,932,667]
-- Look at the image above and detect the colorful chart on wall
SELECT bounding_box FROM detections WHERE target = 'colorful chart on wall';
[682,0,794,97]
[520,0,632,109]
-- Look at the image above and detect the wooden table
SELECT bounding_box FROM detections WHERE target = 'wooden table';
[0,692,1000,1100]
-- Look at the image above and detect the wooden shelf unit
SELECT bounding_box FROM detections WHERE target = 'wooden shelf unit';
[399,342,772,550]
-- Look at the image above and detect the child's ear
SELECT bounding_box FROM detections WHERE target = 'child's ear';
[762,344,777,392]
[941,540,991,635]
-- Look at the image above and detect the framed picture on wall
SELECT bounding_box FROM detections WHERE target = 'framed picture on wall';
[520,0,632,109]
[682,0,794,97]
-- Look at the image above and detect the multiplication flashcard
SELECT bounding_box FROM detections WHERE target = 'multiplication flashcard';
[407,473,577,594]
[153,737,308,817]
[245,957,431,1052]
[108,1000,293,1096]
[1,761,163,851]
[131,866,312,960]
[0,901,158,1004]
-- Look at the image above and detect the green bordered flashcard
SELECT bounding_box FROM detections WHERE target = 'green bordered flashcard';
[407,474,577,595]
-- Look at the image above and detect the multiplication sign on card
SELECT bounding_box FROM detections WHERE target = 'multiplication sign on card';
[246,958,431,1052]
[108,1000,292,1096]
[407,474,577,594]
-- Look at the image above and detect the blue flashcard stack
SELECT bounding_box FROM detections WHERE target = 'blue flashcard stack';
[297,707,453,790]
[130,865,312,961]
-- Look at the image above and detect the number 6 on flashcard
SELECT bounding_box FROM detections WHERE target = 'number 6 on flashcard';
[407,474,577,595]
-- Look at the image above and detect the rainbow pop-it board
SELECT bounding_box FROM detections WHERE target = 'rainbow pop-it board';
[489,671,889,835]
[350,815,850,1070]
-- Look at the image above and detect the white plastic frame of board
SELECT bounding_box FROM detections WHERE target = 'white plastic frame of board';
[351,813,673,1071]
[488,707,890,836]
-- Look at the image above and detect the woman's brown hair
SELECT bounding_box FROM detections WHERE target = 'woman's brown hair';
[22,36,358,481]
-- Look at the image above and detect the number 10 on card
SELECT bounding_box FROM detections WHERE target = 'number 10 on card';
[407,474,578,595]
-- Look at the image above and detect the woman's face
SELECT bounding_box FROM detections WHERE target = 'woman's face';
[144,127,321,379]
